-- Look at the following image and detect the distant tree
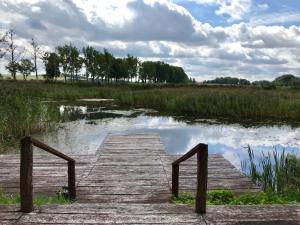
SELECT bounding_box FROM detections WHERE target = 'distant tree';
[57,45,70,81]
[18,59,35,80]
[83,46,98,82]
[68,45,80,81]
[102,49,114,82]
[31,38,42,80]
[74,56,84,81]
[252,80,275,89]
[166,66,188,83]
[239,79,251,85]
[273,74,300,87]
[204,77,250,85]
[111,58,127,82]
[57,44,81,82]
[126,54,138,82]
[5,30,23,80]
[43,52,60,80]
[140,61,156,83]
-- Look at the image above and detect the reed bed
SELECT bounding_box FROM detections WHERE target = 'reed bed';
[2,81,300,151]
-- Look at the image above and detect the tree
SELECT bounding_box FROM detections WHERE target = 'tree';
[18,59,34,80]
[204,77,250,85]
[43,52,60,80]
[74,56,84,81]
[31,38,42,80]
[57,44,81,82]
[126,54,138,82]
[5,30,23,80]
[101,49,114,83]
[83,46,99,82]
[273,74,300,87]
[57,45,70,81]
[140,61,156,83]
[111,58,127,82]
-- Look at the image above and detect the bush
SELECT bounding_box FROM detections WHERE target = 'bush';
[207,189,235,205]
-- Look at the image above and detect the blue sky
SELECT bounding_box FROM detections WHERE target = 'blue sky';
[174,0,300,26]
[0,0,300,81]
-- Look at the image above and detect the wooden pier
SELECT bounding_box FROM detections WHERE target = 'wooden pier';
[0,133,299,224]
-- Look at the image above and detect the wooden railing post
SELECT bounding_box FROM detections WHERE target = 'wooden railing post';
[68,161,76,200]
[172,164,179,197]
[196,144,208,214]
[20,137,34,213]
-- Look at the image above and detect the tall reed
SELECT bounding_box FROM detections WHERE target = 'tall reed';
[242,146,300,193]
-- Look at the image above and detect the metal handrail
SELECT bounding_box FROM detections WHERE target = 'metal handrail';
[172,143,208,214]
[20,136,76,213]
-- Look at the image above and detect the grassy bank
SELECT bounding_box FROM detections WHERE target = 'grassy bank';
[2,80,300,151]
[0,189,71,206]
[173,189,300,205]
[174,149,300,206]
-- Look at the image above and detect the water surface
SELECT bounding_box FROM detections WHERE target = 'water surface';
[36,101,300,170]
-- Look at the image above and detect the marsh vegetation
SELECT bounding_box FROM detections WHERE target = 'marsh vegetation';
[2,81,300,152]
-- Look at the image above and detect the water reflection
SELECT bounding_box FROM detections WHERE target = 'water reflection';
[36,104,300,169]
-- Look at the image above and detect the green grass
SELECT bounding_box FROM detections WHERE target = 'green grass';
[2,80,300,152]
[173,189,300,206]
[0,189,71,206]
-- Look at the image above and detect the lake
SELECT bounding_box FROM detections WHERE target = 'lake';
[36,100,300,170]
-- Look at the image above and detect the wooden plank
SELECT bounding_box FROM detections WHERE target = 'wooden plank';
[1,133,297,224]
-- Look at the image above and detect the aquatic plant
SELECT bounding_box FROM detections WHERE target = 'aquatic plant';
[2,81,300,151]
[242,146,300,193]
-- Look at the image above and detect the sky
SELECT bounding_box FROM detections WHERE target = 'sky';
[0,0,300,81]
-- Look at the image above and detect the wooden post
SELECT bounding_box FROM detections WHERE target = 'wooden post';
[68,161,76,200]
[195,145,208,214]
[20,137,34,213]
[172,164,179,197]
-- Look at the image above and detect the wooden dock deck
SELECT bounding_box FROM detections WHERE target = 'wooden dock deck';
[0,133,299,224]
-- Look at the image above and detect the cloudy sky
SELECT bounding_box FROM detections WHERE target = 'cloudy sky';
[0,0,300,81]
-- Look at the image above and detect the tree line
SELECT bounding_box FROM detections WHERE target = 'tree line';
[204,74,300,88]
[0,29,190,83]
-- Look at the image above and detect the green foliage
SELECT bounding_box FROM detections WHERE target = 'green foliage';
[204,77,251,85]
[0,188,71,205]
[172,193,195,205]
[173,189,300,206]
[0,83,60,152]
[3,81,300,151]
[252,80,276,89]
[61,46,188,83]
[18,59,35,80]
[207,189,234,204]
[242,146,300,193]
[56,44,82,82]
[273,74,300,87]
[140,61,188,83]
[43,52,61,80]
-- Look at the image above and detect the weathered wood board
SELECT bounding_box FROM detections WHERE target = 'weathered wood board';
[0,133,298,224]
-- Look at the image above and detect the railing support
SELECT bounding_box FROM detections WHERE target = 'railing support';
[20,137,34,213]
[20,136,76,213]
[172,143,208,214]
[196,145,208,214]
[68,161,76,200]
[172,164,179,197]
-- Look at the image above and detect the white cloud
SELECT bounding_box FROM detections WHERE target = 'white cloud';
[73,0,135,26]
[0,0,299,80]
[179,0,252,21]
[257,3,269,11]
[249,12,300,26]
